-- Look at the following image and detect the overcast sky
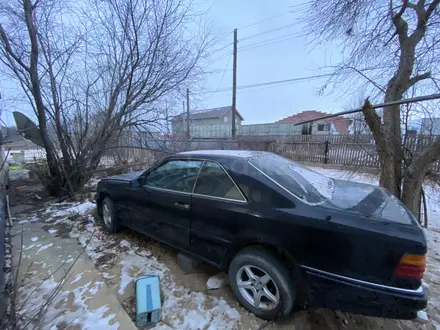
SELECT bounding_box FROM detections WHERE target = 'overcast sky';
[0,0,349,127]
[193,0,345,125]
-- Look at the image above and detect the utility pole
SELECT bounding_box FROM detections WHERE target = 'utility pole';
[231,28,237,140]
[186,88,190,140]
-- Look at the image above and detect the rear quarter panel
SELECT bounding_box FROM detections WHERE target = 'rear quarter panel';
[259,204,426,289]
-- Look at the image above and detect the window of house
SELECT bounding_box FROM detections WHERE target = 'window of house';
[224,117,228,123]
[194,161,245,201]
[144,160,202,193]
[317,124,326,131]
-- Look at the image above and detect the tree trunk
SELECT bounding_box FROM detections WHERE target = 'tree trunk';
[382,89,404,198]
[24,0,63,196]
[379,152,396,192]
[401,171,424,218]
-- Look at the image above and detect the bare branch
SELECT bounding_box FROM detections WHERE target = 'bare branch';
[0,24,30,71]
[392,0,409,19]
[408,71,432,86]
[346,66,386,93]
[32,0,41,9]
[391,0,409,43]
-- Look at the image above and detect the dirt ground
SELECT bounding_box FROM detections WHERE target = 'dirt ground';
[7,173,438,330]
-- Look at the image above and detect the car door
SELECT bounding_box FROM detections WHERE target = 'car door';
[127,159,203,249]
[189,161,249,266]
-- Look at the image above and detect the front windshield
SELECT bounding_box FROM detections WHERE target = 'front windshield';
[249,153,334,205]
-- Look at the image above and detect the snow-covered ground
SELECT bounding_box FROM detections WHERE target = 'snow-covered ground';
[15,202,247,330]
[12,167,440,330]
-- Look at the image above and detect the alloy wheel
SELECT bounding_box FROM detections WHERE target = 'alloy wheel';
[236,265,280,311]
[103,203,111,227]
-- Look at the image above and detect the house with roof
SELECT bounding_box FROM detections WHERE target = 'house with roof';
[420,117,440,135]
[171,106,244,138]
[1,126,45,164]
[276,110,352,135]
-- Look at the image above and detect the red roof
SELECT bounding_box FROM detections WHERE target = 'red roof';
[276,110,352,134]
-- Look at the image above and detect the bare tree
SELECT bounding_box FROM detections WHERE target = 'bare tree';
[0,0,211,197]
[304,0,440,216]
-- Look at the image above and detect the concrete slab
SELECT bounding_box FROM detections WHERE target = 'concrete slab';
[11,217,137,330]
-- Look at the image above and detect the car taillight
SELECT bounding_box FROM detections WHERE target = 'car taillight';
[394,254,426,280]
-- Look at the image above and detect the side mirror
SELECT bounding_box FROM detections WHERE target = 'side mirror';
[131,177,144,188]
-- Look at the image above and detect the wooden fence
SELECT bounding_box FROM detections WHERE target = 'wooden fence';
[98,134,440,173]
[246,134,440,172]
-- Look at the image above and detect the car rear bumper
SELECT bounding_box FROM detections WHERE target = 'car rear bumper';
[300,265,427,319]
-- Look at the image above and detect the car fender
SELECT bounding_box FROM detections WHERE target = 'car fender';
[227,230,297,267]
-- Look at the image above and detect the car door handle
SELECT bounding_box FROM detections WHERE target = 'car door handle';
[174,202,190,210]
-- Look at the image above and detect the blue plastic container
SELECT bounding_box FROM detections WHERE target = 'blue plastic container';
[135,275,162,327]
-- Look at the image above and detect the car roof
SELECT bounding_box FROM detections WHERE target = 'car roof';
[176,149,268,159]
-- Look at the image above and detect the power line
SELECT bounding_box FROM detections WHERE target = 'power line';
[236,79,308,94]
[237,2,308,31]
[211,9,296,45]
[239,22,299,42]
[206,30,300,65]
[238,11,295,31]
[204,43,233,60]
[197,54,232,102]
[206,51,232,65]
[203,67,388,93]
[201,73,333,94]
[206,6,305,65]
[239,33,303,52]
[206,8,300,58]
[237,74,331,90]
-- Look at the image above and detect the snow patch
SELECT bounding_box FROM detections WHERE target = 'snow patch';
[30,237,38,242]
[37,243,53,252]
[119,240,132,249]
[416,310,429,324]
[89,281,104,295]
[48,229,58,234]
[49,201,96,218]
[206,273,229,290]
[71,273,83,284]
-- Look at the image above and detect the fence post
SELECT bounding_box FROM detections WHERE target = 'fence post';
[324,140,330,164]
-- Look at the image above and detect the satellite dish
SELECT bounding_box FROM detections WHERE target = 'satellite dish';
[13,111,45,147]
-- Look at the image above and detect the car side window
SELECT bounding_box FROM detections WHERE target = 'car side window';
[194,161,245,201]
[144,160,202,193]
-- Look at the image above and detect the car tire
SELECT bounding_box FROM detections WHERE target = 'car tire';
[228,246,296,320]
[101,197,120,233]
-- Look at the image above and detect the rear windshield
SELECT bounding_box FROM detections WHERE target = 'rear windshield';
[249,154,334,205]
